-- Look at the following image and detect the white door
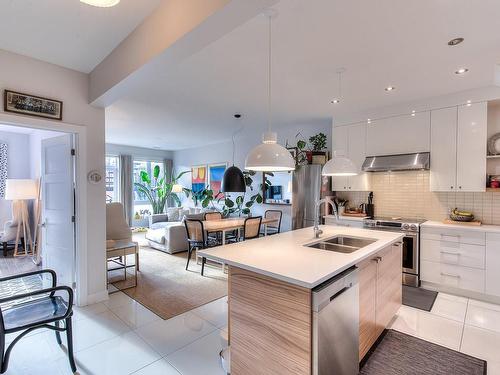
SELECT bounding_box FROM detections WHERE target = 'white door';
[348,123,370,191]
[430,107,458,191]
[41,134,75,287]
[456,102,487,192]
[331,125,349,191]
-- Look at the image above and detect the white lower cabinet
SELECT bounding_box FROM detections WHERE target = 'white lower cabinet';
[420,260,485,293]
[324,216,364,228]
[486,233,500,297]
[420,226,486,294]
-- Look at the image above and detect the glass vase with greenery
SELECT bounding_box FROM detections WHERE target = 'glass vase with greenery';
[134,166,190,214]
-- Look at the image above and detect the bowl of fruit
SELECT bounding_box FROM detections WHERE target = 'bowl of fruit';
[450,208,474,222]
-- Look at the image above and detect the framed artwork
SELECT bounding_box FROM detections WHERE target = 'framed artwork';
[191,165,207,193]
[4,90,63,120]
[208,163,227,197]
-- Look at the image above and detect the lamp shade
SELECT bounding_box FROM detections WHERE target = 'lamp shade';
[5,179,38,200]
[172,184,183,193]
[245,132,295,172]
[221,166,246,193]
[322,151,358,176]
[80,0,120,7]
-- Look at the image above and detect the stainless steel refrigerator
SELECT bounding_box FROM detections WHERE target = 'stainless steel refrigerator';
[292,164,331,229]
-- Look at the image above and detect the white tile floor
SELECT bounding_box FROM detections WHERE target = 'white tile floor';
[389,292,500,374]
[4,290,500,374]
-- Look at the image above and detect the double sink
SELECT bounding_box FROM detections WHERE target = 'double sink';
[306,235,376,254]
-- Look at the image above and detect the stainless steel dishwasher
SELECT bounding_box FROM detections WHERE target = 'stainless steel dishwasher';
[312,266,359,375]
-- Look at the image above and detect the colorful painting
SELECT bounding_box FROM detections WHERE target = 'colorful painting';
[191,165,207,193]
[208,163,227,197]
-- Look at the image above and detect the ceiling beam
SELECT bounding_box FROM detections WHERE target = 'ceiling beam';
[89,0,278,107]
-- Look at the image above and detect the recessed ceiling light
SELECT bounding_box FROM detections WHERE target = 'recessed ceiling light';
[331,99,340,104]
[466,100,472,106]
[385,86,395,92]
[411,110,416,117]
[455,68,469,75]
[448,37,464,46]
[80,0,120,7]
[367,119,372,124]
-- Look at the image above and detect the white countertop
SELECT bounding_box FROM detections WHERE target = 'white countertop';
[324,215,367,222]
[422,220,500,233]
[198,226,403,289]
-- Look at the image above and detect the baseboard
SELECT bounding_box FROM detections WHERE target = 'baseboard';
[84,289,109,306]
[421,281,500,305]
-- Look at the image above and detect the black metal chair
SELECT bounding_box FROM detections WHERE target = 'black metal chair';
[0,270,76,374]
[185,219,219,276]
[243,216,263,241]
[260,210,282,236]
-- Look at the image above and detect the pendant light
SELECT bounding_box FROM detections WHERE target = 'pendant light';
[245,10,295,172]
[222,117,246,193]
[80,0,120,7]
[322,151,358,176]
[331,68,345,104]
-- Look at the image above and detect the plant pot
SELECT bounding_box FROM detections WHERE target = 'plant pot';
[306,151,313,164]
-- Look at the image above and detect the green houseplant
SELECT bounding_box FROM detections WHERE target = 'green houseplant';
[309,132,327,152]
[134,166,190,214]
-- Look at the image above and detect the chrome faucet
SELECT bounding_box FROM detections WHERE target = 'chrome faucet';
[313,198,337,238]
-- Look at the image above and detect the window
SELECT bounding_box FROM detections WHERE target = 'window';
[105,156,120,203]
[133,160,165,212]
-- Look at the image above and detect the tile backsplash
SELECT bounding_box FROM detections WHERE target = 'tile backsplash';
[337,171,500,224]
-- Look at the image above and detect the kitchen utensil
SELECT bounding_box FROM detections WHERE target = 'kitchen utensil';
[488,133,500,155]
[368,192,373,205]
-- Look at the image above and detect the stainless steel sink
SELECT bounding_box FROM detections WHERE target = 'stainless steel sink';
[306,236,377,254]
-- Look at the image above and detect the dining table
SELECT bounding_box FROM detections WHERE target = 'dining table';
[201,216,279,244]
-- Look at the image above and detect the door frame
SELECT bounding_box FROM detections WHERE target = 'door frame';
[0,112,89,306]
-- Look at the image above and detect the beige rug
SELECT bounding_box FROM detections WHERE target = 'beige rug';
[110,245,227,320]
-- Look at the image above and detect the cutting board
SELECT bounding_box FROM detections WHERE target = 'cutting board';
[442,219,482,226]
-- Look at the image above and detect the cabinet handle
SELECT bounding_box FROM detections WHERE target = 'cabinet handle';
[441,272,461,278]
[372,256,383,263]
[451,186,454,189]
[459,186,462,189]
[441,233,460,238]
[393,242,402,247]
[440,250,461,256]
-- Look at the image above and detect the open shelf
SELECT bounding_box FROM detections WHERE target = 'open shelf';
[487,155,500,159]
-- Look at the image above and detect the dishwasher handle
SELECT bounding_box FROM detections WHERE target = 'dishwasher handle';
[312,267,358,313]
[329,285,351,302]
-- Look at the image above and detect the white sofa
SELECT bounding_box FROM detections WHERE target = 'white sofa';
[145,208,206,254]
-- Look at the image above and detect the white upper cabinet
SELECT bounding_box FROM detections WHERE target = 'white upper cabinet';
[430,102,487,192]
[332,123,370,191]
[456,102,487,192]
[366,111,430,156]
[430,107,458,191]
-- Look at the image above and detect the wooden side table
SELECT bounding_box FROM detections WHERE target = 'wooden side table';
[106,241,139,292]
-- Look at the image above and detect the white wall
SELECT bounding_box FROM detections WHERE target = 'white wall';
[0,49,106,304]
[0,130,31,227]
[173,123,331,231]
[106,143,174,160]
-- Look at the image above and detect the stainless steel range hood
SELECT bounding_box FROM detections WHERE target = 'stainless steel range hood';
[362,152,430,172]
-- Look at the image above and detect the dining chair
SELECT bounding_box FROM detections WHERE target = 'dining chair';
[204,212,223,245]
[243,216,263,241]
[184,219,211,276]
[261,210,282,236]
[0,270,76,374]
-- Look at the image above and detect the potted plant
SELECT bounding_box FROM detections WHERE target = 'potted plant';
[134,166,190,214]
[309,132,328,164]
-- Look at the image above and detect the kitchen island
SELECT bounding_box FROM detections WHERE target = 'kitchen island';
[198,225,404,375]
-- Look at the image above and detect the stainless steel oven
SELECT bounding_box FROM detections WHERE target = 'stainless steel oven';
[364,217,424,287]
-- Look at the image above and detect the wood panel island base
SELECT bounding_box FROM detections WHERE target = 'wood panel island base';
[198,226,403,375]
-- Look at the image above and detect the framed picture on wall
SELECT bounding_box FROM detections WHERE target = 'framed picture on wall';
[208,163,227,198]
[4,90,63,120]
[191,165,207,193]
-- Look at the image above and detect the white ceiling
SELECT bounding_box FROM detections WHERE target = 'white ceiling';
[0,0,161,73]
[105,0,500,150]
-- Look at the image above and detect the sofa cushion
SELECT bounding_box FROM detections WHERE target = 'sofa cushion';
[166,207,182,222]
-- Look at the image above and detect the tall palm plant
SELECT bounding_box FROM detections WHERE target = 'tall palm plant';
[134,166,190,214]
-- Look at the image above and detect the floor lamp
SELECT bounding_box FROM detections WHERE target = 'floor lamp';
[5,179,38,257]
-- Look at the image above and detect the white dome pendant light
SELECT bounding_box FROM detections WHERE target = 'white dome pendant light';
[245,10,295,172]
[322,151,358,176]
[80,0,120,7]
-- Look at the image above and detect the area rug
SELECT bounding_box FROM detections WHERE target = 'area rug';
[402,285,438,311]
[360,330,487,375]
[111,245,227,320]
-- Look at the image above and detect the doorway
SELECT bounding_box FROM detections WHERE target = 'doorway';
[0,123,77,297]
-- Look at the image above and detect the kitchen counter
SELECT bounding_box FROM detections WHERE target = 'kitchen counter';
[198,225,403,289]
[324,214,368,222]
[422,220,500,233]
